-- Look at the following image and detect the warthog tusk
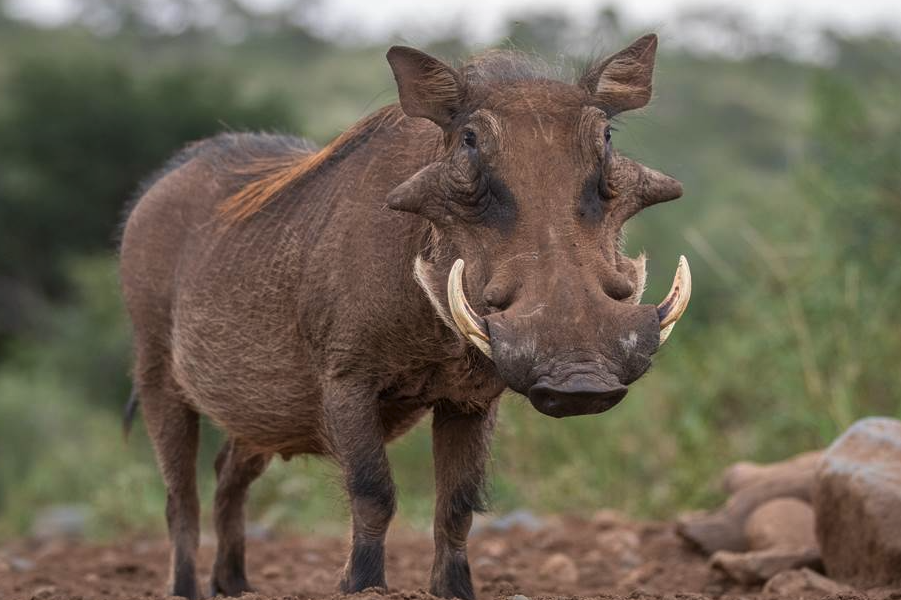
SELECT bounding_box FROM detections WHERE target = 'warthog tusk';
[447,259,492,358]
[657,255,692,344]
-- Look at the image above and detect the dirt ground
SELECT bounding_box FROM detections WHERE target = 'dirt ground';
[0,513,885,600]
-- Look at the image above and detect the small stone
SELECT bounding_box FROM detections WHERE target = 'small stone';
[32,505,88,539]
[539,552,579,584]
[744,498,816,551]
[480,538,508,558]
[12,557,35,572]
[595,529,642,569]
[246,521,273,540]
[30,585,58,600]
[591,509,628,529]
[511,594,531,600]
[2,556,35,572]
[710,547,821,584]
[617,560,662,589]
[763,568,853,598]
[261,564,282,579]
[677,512,745,555]
[487,510,544,532]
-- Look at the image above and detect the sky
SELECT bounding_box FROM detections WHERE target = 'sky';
[300,0,901,42]
[7,0,901,45]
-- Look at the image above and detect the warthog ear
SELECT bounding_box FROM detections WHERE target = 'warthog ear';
[580,34,658,115]
[387,46,463,128]
[385,162,442,213]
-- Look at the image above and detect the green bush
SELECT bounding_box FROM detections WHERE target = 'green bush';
[0,55,295,295]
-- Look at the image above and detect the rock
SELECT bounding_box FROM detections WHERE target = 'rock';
[710,547,821,584]
[539,552,579,584]
[510,595,531,600]
[261,564,282,579]
[31,505,89,539]
[30,585,58,600]
[763,568,853,598]
[12,556,35,572]
[744,498,817,551]
[591,509,628,529]
[723,451,824,494]
[486,510,545,533]
[677,511,745,555]
[617,560,662,589]
[479,538,508,558]
[246,521,273,540]
[595,529,642,569]
[678,465,815,555]
[814,417,901,587]
[1,556,35,572]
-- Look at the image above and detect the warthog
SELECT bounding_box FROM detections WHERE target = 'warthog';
[120,34,690,599]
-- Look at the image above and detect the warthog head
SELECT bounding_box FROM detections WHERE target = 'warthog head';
[386,35,691,418]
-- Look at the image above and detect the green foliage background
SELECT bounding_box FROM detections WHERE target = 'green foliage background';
[0,5,899,538]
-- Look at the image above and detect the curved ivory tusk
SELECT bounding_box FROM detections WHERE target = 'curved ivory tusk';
[447,259,492,358]
[657,255,692,344]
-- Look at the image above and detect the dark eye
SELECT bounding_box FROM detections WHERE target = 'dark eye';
[462,130,477,148]
[604,126,612,144]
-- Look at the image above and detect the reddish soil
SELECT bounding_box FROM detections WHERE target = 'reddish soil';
[0,513,875,600]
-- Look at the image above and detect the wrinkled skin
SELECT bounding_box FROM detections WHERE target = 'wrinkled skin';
[119,34,684,600]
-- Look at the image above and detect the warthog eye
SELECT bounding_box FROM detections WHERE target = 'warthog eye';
[462,130,477,148]
[604,126,613,144]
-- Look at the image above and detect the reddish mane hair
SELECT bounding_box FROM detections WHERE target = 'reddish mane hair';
[218,105,405,222]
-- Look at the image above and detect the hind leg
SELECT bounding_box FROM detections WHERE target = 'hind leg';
[141,380,201,600]
[210,440,270,597]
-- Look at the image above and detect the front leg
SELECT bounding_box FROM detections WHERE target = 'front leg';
[323,378,396,593]
[430,399,498,600]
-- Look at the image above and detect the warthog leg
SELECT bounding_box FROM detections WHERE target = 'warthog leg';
[324,379,397,593]
[210,440,270,597]
[142,382,201,600]
[429,400,498,600]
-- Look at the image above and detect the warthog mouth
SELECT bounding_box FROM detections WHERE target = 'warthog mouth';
[446,255,692,360]
[527,373,628,418]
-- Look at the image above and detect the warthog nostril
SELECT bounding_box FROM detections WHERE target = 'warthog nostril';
[602,269,635,301]
[482,278,517,311]
[527,375,628,418]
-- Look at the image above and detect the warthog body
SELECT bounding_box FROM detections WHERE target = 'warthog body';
[120,35,689,599]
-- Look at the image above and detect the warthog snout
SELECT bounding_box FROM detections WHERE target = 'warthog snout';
[447,257,689,417]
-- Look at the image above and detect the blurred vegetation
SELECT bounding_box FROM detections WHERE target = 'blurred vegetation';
[0,2,899,538]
